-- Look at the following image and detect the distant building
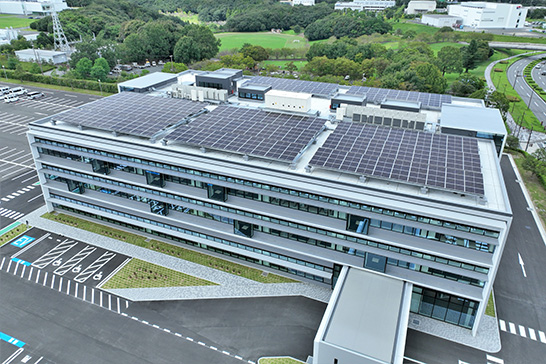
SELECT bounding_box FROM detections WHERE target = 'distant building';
[15,48,67,64]
[448,2,528,29]
[280,0,315,5]
[0,0,68,15]
[406,0,436,15]
[335,0,396,12]
[421,14,462,28]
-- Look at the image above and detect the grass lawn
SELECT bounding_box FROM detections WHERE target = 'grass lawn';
[491,33,546,44]
[511,152,546,225]
[259,357,305,364]
[261,60,307,70]
[216,32,309,51]
[391,21,438,35]
[101,258,217,289]
[0,15,34,28]
[42,212,298,284]
[164,11,201,24]
[0,224,30,247]
[490,53,545,132]
[485,292,496,317]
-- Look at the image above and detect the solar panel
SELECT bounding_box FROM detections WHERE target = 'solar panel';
[309,122,484,196]
[347,86,452,109]
[241,76,339,97]
[53,92,206,138]
[164,105,326,163]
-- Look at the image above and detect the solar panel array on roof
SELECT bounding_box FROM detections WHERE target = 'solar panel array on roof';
[309,122,484,196]
[242,76,338,96]
[53,92,206,138]
[164,106,326,163]
[347,86,452,109]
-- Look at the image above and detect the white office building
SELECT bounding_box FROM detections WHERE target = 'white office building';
[448,2,528,29]
[421,14,463,28]
[335,0,396,12]
[406,0,436,15]
[15,48,67,64]
[0,0,68,15]
[28,70,511,361]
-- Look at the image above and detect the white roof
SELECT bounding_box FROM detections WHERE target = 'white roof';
[15,49,66,57]
[118,72,178,90]
[440,104,507,136]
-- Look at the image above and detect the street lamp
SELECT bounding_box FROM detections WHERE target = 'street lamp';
[2,65,6,80]
[98,79,102,96]
[170,55,174,72]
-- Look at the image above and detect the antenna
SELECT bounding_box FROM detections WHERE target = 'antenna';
[47,1,71,54]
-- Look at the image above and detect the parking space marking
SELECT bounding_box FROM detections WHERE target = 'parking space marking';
[32,240,78,269]
[53,245,96,276]
[74,251,116,283]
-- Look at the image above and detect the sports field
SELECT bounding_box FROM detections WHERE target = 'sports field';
[0,14,34,28]
[216,32,310,51]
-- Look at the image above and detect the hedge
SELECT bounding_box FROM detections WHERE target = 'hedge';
[2,69,118,93]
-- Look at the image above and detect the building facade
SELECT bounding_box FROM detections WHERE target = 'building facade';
[15,48,67,64]
[421,14,462,28]
[335,0,396,12]
[406,0,436,15]
[448,2,528,29]
[28,71,511,337]
[0,0,67,15]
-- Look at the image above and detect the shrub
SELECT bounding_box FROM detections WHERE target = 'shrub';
[493,68,503,72]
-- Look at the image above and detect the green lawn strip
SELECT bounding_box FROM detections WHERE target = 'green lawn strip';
[0,78,112,96]
[101,258,217,289]
[258,357,305,364]
[215,32,309,51]
[491,33,546,44]
[490,53,545,132]
[0,15,34,28]
[41,212,298,284]
[523,58,546,103]
[511,152,546,225]
[391,21,438,35]
[0,224,30,247]
[485,291,496,317]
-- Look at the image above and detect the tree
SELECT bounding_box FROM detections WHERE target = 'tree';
[29,63,41,74]
[505,135,520,150]
[450,74,485,96]
[173,36,199,64]
[182,24,221,61]
[13,64,25,81]
[411,62,447,94]
[462,40,479,72]
[487,91,509,117]
[90,64,108,81]
[241,44,269,62]
[162,62,188,73]
[285,61,298,73]
[6,56,18,70]
[94,57,110,75]
[436,46,463,76]
[75,57,93,78]
[36,32,54,49]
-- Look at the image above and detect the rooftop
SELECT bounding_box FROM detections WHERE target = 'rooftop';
[440,104,507,136]
[117,72,179,90]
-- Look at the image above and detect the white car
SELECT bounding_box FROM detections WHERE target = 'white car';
[27,91,44,99]
[8,87,27,96]
[4,94,19,103]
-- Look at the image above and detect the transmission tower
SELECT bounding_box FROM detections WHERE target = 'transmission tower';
[47,2,71,54]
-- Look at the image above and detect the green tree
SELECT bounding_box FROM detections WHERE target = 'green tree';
[173,36,199,64]
[487,91,509,117]
[450,74,485,96]
[6,56,19,70]
[29,63,41,74]
[505,135,520,150]
[411,62,447,94]
[462,40,479,72]
[94,57,110,75]
[13,64,25,81]
[241,44,269,62]
[36,32,54,49]
[285,61,298,73]
[90,64,108,81]
[75,57,93,78]
[182,24,221,61]
[162,62,188,73]
[436,46,463,76]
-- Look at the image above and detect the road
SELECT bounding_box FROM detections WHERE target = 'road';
[506,53,546,128]
[0,84,100,229]
[531,60,546,92]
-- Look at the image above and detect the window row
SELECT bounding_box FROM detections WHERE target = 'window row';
[35,139,500,239]
[43,171,490,275]
[49,194,331,275]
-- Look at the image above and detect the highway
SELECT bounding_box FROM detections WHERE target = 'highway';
[506,53,546,129]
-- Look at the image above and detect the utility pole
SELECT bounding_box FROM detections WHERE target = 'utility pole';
[32,44,43,75]
[525,126,533,152]
[170,55,174,72]
[528,90,534,110]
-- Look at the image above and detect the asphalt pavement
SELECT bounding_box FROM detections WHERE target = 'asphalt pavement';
[0,85,99,229]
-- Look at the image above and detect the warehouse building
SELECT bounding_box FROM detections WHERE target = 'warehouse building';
[28,70,511,351]
[448,2,528,29]
[15,48,67,64]
[334,0,396,12]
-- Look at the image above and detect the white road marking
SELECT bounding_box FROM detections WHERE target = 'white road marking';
[100,290,103,307]
[35,269,41,283]
[518,252,527,278]
[0,257,5,270]
[529,328,537,341]
[198,341,206,346]
[486,354,504,364]
[27,194,43,203]
[117,297,120,314]
[66,279,70,294]
[43,271,47,285]
[509,322,517,334]
[58,277,63,292]
[27,266,33,280]
[92,288,95,304]
[175,333,182,337]
[50,274,55,289]
[83,285,86,302]
[539,331,546,343]
[519,325,527,337]
[34,357,43,364]
[3,347,24,364]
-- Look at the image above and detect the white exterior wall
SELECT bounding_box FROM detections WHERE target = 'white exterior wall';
[421,15,461,28]
[335,0,396,12]
[293,0,315,6]
[0,0,68,15]
[448,2,528,28]
[15,49,67,64]
[265,90,312,112]
[406,0,436,15]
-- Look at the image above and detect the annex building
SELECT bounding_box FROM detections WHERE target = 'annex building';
[27,70,512,361]
[447,2,528,29]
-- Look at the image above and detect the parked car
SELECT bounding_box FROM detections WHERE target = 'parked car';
[4,94,19,103]
[9,87,27,96]
[27,91,44,99]
[120,65,132,71]
[152,61,157,67]
[158,60,164,65]
[0,86,10,94]
[541,71,546,76]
